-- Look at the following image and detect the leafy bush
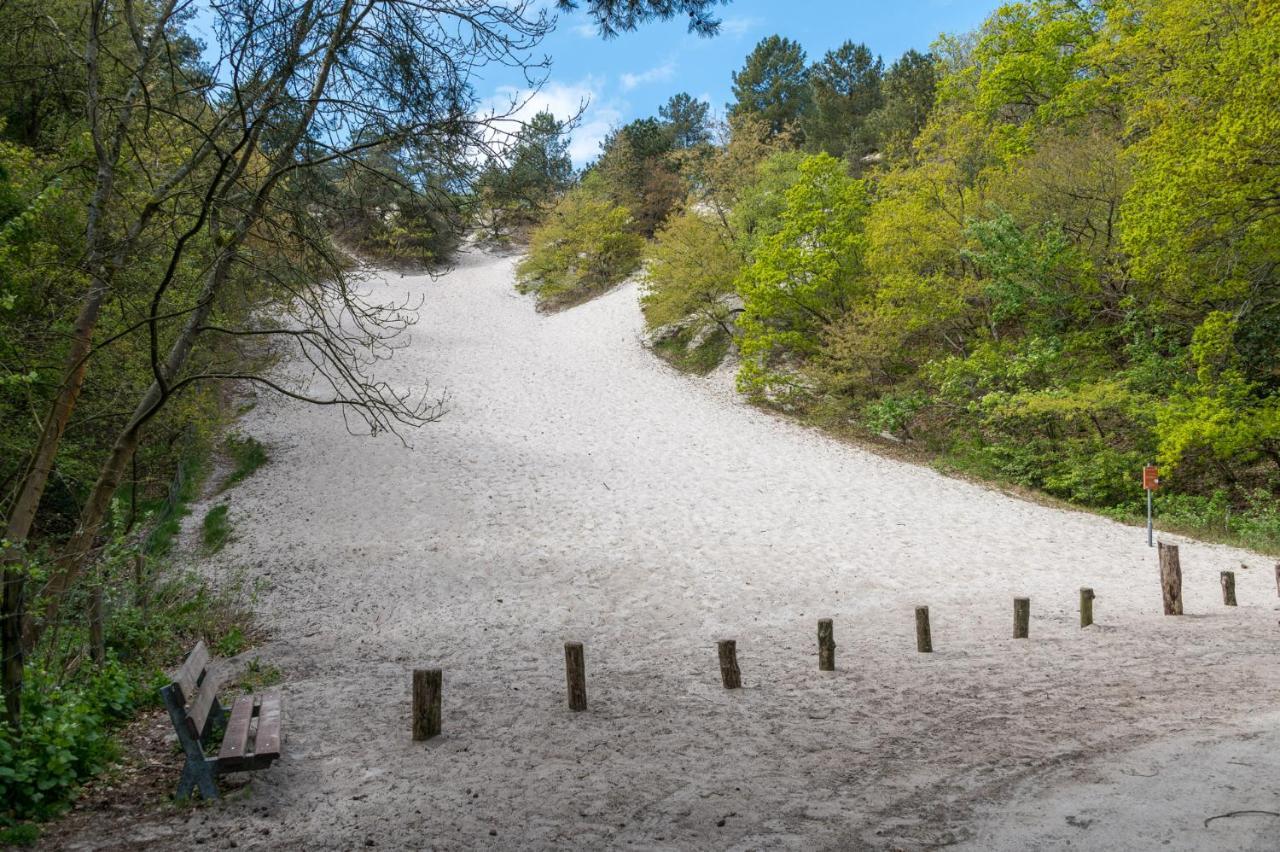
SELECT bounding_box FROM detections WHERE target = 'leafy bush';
[642,210,742,336]
[862,392,928,439]
[0,661,142,823]
[1157,489,1280,553]
[515,181,644,310]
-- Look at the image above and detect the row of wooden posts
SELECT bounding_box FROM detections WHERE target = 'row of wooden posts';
[410,544,1280,739]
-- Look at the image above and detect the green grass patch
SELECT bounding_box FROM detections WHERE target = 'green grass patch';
[221,435,267,491]
[201,504,231,553]
[235,657,283,692]
[652,325,731,376]
[142,449,212,560]
[0,823,40,846]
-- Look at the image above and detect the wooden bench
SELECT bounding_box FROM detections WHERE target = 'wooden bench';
[159,641,283,799]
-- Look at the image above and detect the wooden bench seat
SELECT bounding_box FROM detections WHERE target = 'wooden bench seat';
[160,641,284,799]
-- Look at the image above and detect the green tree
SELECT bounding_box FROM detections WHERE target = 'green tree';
[735,153,868,398]
[860,49,938,158]
[803,41,883,158]
[593,117,683,235]
[1157,312,1280,481]
[659,92,712,149]
[479,110,574,234]
[1118,0,1280,315]
[643,210,742,334]
[729,36,811,140]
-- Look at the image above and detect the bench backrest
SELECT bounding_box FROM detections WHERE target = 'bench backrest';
[165,640,223,742]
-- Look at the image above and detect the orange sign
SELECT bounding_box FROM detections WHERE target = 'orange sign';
[1143,465,1160,490]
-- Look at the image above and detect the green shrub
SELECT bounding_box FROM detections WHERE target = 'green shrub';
[651,325,732,375]
[1157,488,1280,553]
[0,661,142,823]
[201,504,230,552]
[515,180,644,310]
[0,823,39,846]
[862,392,928,439]
[642,210,742,332]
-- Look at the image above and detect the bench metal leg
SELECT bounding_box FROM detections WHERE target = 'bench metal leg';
[162,683,221,800]
[176,759,220,800]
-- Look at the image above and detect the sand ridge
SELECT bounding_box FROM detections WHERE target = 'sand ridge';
[86,249,1279,850]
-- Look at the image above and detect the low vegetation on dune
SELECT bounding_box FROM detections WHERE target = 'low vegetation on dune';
[511,0,1280,553]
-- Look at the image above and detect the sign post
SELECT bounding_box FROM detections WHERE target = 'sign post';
[1143,464,1160,547]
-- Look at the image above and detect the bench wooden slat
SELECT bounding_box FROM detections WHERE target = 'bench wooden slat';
[172,641,209,705]
[217,695,254,764]
[250,693,283,760]
[186,670,222,740]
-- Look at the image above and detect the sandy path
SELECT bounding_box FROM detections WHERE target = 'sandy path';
[94,250,1280,849]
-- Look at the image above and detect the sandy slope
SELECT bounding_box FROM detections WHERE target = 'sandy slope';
[85,250,1280,850]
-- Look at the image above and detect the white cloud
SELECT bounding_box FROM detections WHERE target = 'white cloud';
[480,76,624,166]
[571,21,597,38]
[719,15,762,39]
[619,60,677,91]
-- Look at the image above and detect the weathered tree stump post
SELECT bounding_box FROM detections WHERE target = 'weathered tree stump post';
[1158,541,1183,615]
[1013,597,1030,639]
[915,606,932,653]
[817,619,835,671]
[412,668,442,740]
[1080,588,1095,628]
[564,642,587,711]
[1220,571,1237,607]
[717,640,741,689]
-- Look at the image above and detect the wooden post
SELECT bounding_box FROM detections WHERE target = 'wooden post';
[1080,588,1095,628]
[1158,541,1183,615]
[1220,571,1237,607]
[412,668,442,740]
[717,640,741,689]
[1013,597,1030,639]
[1274,562,1279,597]
[915,606,932,653]
[564,642,587,711]
[817,619,835,671]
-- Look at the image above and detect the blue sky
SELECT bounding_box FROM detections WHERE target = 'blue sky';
[483,0,1003,164]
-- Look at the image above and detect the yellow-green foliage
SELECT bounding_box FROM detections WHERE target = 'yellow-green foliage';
[1119,0,1280,305]
[735,153,868,399]
[635,0,1279,539]
[1157,312,1280,476]
[641,210,741,331]
[516,181,644,310]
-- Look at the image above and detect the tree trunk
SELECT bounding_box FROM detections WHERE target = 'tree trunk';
[1,568,24,729]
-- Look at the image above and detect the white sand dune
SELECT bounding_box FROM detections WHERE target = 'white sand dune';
[126,250,1278,850]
